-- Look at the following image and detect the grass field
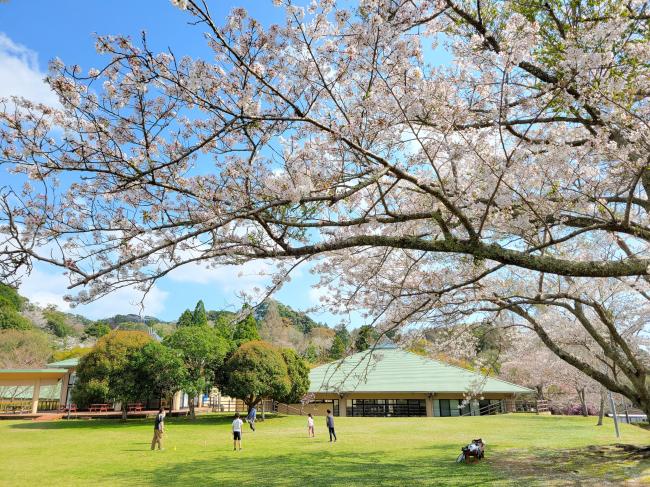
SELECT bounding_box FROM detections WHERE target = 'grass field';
[1,414,648,486]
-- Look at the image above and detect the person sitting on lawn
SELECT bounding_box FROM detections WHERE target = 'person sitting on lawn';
[151,407,165,451]
[247,405,256,431]
[326,409,337,442]
[307,413,315,438]
[232,412,244,451]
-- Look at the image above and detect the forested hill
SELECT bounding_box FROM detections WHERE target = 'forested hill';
[254,300,323,334]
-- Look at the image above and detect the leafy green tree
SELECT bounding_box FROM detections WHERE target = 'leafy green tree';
[280,348,310,404]
[0,329,51,368]
[0,308,32,331]
[71,378,111,409]
[0,283,23,311]
[43,309,76,337]
[84,321,111,339]
[73,330,152,418]
[192,300,208,326]
[125,342,187,406]
[164,326,229,418]
[176,309,194,327]
[214,313,236,341]
[329,335,346,359]
[302,343,319,364]
[330,325,352,359]
[233,308,260,345]
[354,325,378,352]
[217,340,291,409]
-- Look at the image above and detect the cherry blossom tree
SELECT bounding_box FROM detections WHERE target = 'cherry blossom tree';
[478,276,650,416]
[1,0,650,409]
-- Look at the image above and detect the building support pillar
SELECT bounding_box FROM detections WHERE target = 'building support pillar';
[425,395,434,417]
[338,395,347,417]
[59,373,70,408]
[31,379,41,414]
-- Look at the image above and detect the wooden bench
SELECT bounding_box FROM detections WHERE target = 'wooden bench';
[128,403,144,412]
[59,403,77,412]
[89,403,109,412]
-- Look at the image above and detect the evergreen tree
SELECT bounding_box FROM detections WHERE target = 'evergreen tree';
[177,309,193,327]
[192,300,208,326]
[329,324,351,358]
[354,325,377,352]
[233,311,260,345]
[329,334,346,359]
[214,313,236,341]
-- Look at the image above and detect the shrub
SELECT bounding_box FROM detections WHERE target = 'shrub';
[0,308,33,331]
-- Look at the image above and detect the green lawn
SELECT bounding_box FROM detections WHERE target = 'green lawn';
[1,414,648,486]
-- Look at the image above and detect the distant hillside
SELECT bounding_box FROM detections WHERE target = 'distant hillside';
[100,314,167,326]
[254,300,323,334]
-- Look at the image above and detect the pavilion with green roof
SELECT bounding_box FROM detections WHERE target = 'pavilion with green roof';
[302,343,533,418]
[0,358,78,414]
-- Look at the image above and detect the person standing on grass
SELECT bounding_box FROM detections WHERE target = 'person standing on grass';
[307,413,315,438]
[247,405,256,431]
[232,412,244,451]
[326,409,337,442]
[151,407,165,451]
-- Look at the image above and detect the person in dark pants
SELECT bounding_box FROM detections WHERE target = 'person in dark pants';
[326,409,337,442]
[151,407,165,450]
[247,405,256,431]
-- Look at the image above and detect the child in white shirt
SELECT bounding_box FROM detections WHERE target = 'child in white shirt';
[307,413,315,437]
[232,413,243,451]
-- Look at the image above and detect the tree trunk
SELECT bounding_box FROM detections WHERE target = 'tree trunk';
[189,396,196,419]
[596,389,605,426]
[577,388,588,416]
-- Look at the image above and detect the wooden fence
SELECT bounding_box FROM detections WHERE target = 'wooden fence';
[0,398,60,413]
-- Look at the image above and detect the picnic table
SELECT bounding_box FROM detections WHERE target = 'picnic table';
[89,403,110,412]
[59,403,77,413]
[128,403,144,412]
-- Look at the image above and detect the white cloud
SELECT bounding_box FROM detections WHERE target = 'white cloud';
[19,266,169,320]
[168,259,273,291]
[0,32,59,106]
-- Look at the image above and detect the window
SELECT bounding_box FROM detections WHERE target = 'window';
[346,399,426,417]
[439,399,451,417]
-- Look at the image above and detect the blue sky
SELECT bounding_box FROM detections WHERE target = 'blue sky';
[0,0,358,325]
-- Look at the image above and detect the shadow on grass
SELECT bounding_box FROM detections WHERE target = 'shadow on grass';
[497,443,650,486]
[8,413,283,430]
[107,446,505,487]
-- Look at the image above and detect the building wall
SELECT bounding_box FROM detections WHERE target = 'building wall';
[303,392,516,417]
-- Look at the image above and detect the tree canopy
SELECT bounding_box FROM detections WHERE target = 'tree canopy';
[73,330,152,416]
[280,348,310,404]
[164,325,229,417]
[177,309,194,328]
[192,300,208,327]
[233,309,261,346]
[125,341,187,404]
[0,308,32,331]
[217,340,292,408]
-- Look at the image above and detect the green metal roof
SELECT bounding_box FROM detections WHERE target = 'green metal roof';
[0,369,68,374]
[309,345,533,394]
[45,358,79,369]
